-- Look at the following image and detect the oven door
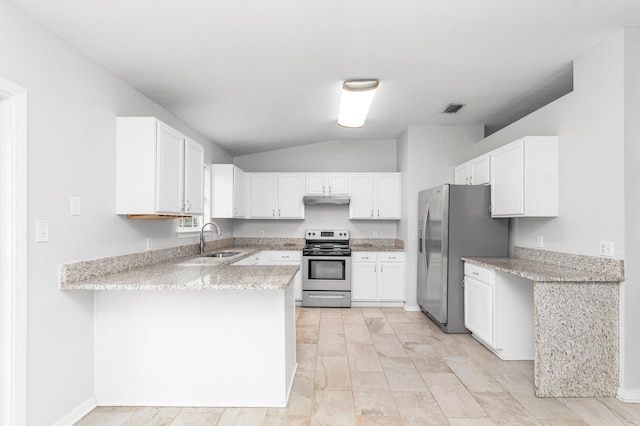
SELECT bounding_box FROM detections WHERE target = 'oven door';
[302,255,351,291]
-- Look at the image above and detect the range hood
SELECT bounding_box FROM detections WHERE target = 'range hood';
[303,195,350,205]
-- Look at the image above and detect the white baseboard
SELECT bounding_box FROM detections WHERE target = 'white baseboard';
[351,301,404,308]
[403,303,421,312]
[53,396,96,426]
[617,388,640,403]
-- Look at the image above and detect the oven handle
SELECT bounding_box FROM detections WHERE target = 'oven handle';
[307,294,347,299]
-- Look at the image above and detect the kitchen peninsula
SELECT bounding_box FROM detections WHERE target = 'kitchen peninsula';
[61,243,300,407]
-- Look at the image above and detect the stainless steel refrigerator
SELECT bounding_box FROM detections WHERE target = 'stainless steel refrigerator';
[418,184,508,333]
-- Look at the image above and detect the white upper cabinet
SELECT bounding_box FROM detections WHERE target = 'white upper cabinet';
[211,164,245,218]
[490,136,558,217]
[454,154,490,185]
[278,174,305,218]
[249,173,304,219]
[305,173,350,195]
[183,138,205,215]
[116,117,204,216]
[350,173,401,220]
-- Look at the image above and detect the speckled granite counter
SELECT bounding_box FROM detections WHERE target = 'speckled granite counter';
[351,238,405,252]
[463,247,624,398]
[60,239,303,291]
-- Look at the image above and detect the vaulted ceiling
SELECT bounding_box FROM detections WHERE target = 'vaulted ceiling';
[9,0,640,155]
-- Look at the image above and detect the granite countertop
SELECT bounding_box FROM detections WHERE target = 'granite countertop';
[62,247,299,291]
[350,238,405,252]
[462,256,623,282]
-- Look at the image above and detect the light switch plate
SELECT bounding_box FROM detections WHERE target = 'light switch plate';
[35,220,49,243]
[70,196,82,216]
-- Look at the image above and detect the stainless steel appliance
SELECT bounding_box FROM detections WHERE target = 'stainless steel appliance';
[302,229,352,307]
[418,184,508,333]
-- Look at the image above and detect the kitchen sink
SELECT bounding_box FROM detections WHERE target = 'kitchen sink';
[205,251,241,258]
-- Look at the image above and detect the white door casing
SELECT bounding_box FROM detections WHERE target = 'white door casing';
[0,77,28,426]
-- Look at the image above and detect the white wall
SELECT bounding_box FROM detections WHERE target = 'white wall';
[233,139,398,238]
[470,33,625,257]
[468,29,640,397]
[234,138,397,172]
[622,26,640,396]
[397,125,484,309]
[0,1,232,424]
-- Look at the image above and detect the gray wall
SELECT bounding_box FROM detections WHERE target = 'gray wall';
[0,2,232,423]
[397,125,484,310]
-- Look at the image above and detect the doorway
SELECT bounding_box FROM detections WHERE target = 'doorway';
[0,77,28,426]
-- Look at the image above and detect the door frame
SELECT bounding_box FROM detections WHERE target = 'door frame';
[0,77,28,426]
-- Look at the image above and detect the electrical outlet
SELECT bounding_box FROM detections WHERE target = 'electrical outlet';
[259,230,264,237]
[537,236,544,248]
[146,238,153,251]
[600,241,614,257]
[373,231,378,238]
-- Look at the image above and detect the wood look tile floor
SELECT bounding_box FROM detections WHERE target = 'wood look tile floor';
[76,307,640,426]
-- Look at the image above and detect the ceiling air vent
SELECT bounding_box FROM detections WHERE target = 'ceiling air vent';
[442,103,465,114]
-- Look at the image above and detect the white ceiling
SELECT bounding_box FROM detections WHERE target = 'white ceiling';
[9,0,640,156]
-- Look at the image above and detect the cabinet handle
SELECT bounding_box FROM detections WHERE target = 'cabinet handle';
[377,210,380,217]
[278,209,281,217]
[381,265,384,272]
[322,185,325,194]
[472,271,479,275]
[329,186,332,194]
[186,200,191,211]
[374,265,377,272]
[272,209,275,217]
[462,279,465,288]
[371,210,373,218]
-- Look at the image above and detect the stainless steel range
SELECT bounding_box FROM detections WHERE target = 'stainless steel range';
[301,229,352,308]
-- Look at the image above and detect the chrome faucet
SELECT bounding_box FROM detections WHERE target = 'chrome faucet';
[200,221,223,255]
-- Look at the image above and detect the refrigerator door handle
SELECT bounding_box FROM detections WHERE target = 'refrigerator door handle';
[423,202,430,270]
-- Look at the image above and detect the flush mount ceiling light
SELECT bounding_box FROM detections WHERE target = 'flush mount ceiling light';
[337,79,379,128]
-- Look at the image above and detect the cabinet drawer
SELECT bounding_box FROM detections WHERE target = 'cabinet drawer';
[352,252,377,262]
[464,263,493,283]
[269,251,301,262]
[377,252,404,262]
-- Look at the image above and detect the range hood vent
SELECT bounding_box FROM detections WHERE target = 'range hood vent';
[303,195,350,205]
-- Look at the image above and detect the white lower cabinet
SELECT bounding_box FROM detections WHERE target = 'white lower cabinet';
[352,252,404,304]
[268,251,302,301]
[463,263,534,360]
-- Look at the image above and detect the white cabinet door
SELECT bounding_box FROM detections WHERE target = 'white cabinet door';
[211,164,243,218]
[278,174,304,218]
[491,141,525,216]
[233,167,245,217]
[183,138,204,215]
[250,174,277,218]
[454,163,470,185]
[378,261,404,301]
[327,174,349,195]
[375,174,401,219]
[352,259,378,301]
[305,174,327,195]
[350,174,375,219]
[155,121,185,214]
[464,276,494,346]
[469,154,490,185]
